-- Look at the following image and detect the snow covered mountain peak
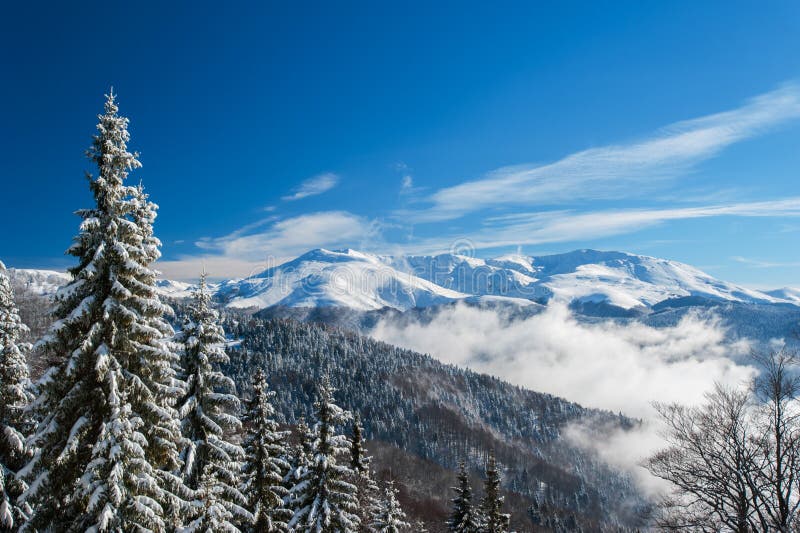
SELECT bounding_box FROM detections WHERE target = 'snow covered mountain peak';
[525,249,779,308]
[290,247,379,264]
[487,254,536,273]
[386,248,790,310]
[218,248,468,310]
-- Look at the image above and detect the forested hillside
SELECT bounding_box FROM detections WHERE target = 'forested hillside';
[219,310,649,530]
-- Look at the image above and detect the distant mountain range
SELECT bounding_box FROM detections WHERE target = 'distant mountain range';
[9,248,800,313]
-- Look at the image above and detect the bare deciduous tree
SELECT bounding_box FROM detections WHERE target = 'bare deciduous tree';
[749,349,800,531]
[647,384,760,532]
[647,350,800,532]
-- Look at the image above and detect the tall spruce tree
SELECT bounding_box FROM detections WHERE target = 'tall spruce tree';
[479,453,509,533]
[369,481,409,533]
[0,262,33,530]
[349,414,379,533]
[241,369,291,532]
[448,462,480,533]
[175,276,247,530]
[349,414,369,474]
[287,376,360,532]
[21,92,185,532]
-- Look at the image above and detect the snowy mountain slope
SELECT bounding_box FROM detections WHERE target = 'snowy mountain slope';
[393,253,548,301]
[154,279,200,298]
[532,250,783,309]
[765,287,800,305]
[9,268,203,299]
[7,268,71,295]
[215,248,473,310]
[9,248,797,312]
[402,249,789,310]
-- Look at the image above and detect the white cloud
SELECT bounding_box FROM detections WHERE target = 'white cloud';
[197,210,378,261]
[282,172,340,201]
[370,303,757,494]
[159,211,380,280]
[564,418,672,496]
[406,84,800,222]
[401,175,414,191]
[371,303,754,416]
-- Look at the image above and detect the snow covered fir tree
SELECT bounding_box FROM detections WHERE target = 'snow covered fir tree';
[175,275,248,531]
[349,415,380,532]
[479,454,509,533]
[0,262,33,531]
[286,376,361,532]
[240,369,291,532]
[20,92,187,532]
[448,462,480,533]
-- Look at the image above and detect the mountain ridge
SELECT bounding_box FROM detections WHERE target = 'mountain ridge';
[9,248,798,312]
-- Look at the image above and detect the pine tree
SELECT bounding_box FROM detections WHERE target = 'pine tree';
[369,481,409,533]
[479,453,509,533]
[176,276,247,530]
[0,262,33,530]
[287,376,360,532]
[241,369,291,532]
[21,91,185,532]
[349,414,379,533]
[448,462,480,533]
[349,414,368,474]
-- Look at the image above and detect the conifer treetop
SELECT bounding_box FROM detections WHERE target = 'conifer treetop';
[287,376,360,532]
[241,369,291,532]
[480,453,509,533]
[176,275,246,530]
[448,462,480,533]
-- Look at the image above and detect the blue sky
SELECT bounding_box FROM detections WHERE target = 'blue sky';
[2,1,800,286]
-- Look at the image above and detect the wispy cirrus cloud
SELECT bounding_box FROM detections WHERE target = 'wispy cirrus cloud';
[404,84,800,222]
[731,256,800,269]
[282,172,340,201]
[404,197,800,255]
